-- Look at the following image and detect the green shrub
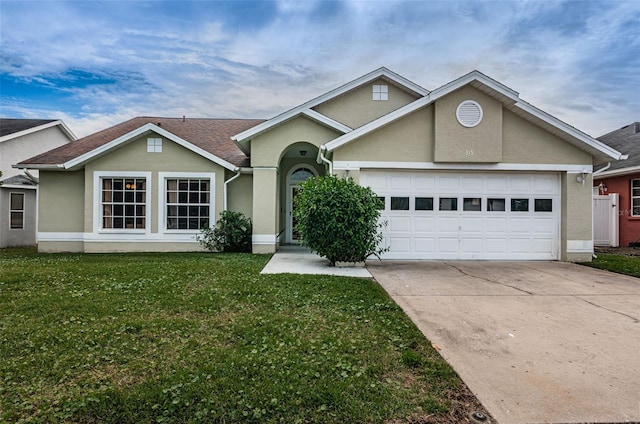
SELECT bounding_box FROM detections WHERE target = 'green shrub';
[293,175,387,265]
[197,211,252,252]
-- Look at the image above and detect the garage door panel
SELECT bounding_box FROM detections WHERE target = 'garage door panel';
[365,171,560,260]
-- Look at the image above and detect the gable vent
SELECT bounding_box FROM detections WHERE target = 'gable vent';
[456,100,483,128]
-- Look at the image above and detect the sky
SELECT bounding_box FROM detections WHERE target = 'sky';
[0,0,639,139]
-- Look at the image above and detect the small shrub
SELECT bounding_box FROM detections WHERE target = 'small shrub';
[293,175,388,265]
[197,211,252,252]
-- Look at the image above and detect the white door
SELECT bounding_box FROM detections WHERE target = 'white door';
[361,171,561,260]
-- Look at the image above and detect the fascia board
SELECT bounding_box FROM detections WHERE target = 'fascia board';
[593,164,640,178]
[324,95,433,151]
[232,67,429,143]
[514,100,625,161]
[429,70,520,102]
[64,123,238,171]
[0,120,77,143]
[0,184,37,190]
[301,109,352,133]
[12,163,64,170]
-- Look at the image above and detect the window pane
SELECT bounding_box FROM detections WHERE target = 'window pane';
[10,193,24,210]
[633,179,640,189]
[391,197,409,210]
[101,177,147,229]
[463,198,481,211]
[487,198,505,211]
[439,198,458,211]
[633,198,640,216]
[511,199,529,212]
[534,199,553,212]
[10,212,23,229]
[164,178,211,230]
[167,179,177,190]
[415,197,433,211]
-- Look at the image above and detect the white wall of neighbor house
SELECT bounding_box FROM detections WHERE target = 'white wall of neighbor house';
[0,188,37,248]
[2,126,72,179]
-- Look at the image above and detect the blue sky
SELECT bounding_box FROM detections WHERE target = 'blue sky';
[1,0,638,138]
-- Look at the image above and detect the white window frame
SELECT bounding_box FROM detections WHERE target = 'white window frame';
[147,137,162,153]
[9,192,25,230]
[93,171,152,234]
[372,84,388,101]
[158,172,216,233]
[632,179,640,216]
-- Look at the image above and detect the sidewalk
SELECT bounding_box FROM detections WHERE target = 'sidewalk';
[260,245,372,278]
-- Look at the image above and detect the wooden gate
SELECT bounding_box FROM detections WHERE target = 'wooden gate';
[593,193,619,247]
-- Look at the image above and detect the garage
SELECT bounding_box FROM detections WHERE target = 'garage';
[361,171,560,260]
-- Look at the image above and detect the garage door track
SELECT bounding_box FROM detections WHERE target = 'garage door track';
[368,261,640,424]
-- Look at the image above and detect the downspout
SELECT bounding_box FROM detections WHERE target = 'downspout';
[593,162,611,176]
[23,169,39,184]
[318,145,333,175]
[223,169,242,211]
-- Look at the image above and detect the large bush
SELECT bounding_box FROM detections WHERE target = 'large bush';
[197,211,252,253]
[293,175,387,265]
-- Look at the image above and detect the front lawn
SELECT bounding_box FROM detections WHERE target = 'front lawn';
[585,253,640,277]
[0,248,485,423]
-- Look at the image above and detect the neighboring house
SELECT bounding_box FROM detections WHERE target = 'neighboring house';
[17,68,623,261]
[593,122,640,247]
[1,119,76,248]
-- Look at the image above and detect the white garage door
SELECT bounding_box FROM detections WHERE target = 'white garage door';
[361,171,560,260]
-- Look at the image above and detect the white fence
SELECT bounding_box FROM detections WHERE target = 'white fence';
[593,193,619,247]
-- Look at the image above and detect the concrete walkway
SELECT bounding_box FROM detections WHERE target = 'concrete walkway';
[260,245,372,278]
[369,260,640,424]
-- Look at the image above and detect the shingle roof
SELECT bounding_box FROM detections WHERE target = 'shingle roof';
[0,119,57,137]
[597,122,640,171]
[16,117,265,169]
[0,174,37,187]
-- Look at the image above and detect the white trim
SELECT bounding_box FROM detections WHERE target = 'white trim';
[36,232,200,243]
[592,165,640,179]
[252,234,277,244]
[333,161,593,173]
[567,240,594,253]
[37,232,84,242]
[232,67,429,143]
[64,123,238,171]
[301,109,353,133]
[93,171,152,235]
[0,120,77,143]
[0,184,37,190]
[157,172,216,233]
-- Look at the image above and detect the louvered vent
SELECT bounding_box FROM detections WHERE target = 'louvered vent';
[456,100,483,128]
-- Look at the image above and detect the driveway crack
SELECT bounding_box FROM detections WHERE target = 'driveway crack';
[444,263,535,295]
[576,296,640,323]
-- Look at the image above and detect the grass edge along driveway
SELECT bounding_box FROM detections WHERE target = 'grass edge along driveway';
[0,248,487,423]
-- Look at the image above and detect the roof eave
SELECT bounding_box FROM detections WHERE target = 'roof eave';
[0,120,77,143]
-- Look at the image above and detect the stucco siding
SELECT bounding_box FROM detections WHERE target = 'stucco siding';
[562,172,593,261]
[0,188,36,247]
[2,126,72,179]
[227,173,253,220]
[38,170,85,233]
[333,107,434,163]
[83,241,205,253]
[503,110,592,165]
[314,78,420,129]
[251,116,340,167]
[434,86,503,163]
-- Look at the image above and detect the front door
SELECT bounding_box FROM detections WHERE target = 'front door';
[286,166,316,244]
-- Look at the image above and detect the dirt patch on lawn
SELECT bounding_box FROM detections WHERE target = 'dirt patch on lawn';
[595,246,640,256]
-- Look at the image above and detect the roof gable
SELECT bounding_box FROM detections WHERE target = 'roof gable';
[231,67,430,145]
[0,119,76,142]
[324,70,625,162]
[16,117,264,171]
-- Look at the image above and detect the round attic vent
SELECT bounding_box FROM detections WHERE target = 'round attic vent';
[456,100,483,128]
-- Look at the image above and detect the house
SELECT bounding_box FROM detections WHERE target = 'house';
[1,119,76,248]
[16,68,624,261]
[593,122,640,247]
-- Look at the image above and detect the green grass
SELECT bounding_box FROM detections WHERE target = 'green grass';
[585,253,640,277]
[0,248,479,423]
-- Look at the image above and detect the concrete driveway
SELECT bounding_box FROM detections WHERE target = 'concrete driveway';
[368,261,640,424]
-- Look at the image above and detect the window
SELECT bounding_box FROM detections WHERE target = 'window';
[415,197,434,211]
[487,198,505,211]
[534,199,553,212]
[102,178,147,229]
[463,197,482,211]
[372,84,388,101]
[147,137,162,153]
[166,178,210,230]
[511,198,529,212]
[390,197,409,210]
[10,193,24,229]
[632,179,640,216]
[439,197,458,211]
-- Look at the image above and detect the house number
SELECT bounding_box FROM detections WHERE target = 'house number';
[465,149,474,156]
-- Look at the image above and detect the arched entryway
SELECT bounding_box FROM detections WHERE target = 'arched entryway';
[286,165,317,243]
